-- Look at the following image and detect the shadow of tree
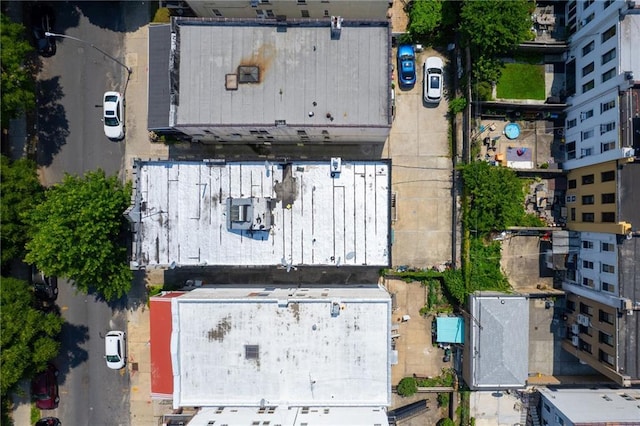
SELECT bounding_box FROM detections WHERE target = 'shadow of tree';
[56,322,89,381]
[35,76,69,166]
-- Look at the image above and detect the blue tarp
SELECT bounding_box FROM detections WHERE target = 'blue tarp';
[436,316,464,344]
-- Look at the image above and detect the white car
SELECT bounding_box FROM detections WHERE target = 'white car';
[105,330,126,370]
[423,57,444,103]
[103,91,124,140]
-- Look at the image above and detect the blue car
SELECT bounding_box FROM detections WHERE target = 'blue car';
[397,45,416,88]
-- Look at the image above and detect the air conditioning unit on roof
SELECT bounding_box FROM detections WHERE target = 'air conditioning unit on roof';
[572,335,580,347]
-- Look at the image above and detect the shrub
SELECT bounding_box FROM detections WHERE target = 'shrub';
[397,377,418,397]
[449,97,467,115]
[437,392,450,407]
[437,418,455,426]
[153,7,171,23]
[475,81,493,101]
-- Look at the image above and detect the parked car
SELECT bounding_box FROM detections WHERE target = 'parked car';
[36,418,61,426]
[397,45,416,88]
[103,92,124,140]
[423,56,443,103]
[105,330,126,370]
[31,364,59,410]
[32,267,58,302]
[31,3,56,57]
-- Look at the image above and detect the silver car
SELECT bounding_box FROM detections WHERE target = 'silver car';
[103,91,124,140]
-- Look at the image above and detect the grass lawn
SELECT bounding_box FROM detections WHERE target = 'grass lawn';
[496,62,546,100]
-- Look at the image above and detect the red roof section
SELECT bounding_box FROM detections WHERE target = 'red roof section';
[150,292,184,398]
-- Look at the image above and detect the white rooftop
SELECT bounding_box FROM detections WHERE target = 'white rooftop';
[187,406,389,426]
[539,387,640,423]
[130,160,390,268]
[170,286,391,408]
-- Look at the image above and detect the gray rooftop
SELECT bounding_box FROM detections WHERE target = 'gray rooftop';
[171,18,390,128]
[466,293,529,390]
[147,24,172,130]
[540,387,640,423]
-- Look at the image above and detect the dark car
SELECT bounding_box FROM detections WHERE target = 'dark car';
[32,267,58,302]
[36,418,61,426]
[31,364,59,410]
[31,4,56,57]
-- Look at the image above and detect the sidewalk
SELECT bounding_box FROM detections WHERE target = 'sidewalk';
[122,4,169,424]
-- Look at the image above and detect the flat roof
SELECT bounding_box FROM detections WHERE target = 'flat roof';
[147,24,172,130]
[540,387,640,422]
[436,316,464,344]
[129,160,390,268]
[170,286,391,408]
[150,292,184,398]
[172,18,390,127]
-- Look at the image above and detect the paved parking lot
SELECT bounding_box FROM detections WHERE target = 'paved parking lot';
[386,47,455,269]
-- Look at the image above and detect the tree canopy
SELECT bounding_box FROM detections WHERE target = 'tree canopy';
[460,161,529,235]
[24,170,133,301]
[0,155,44,271]
[0,276,64,397]
[407,0,443,41]
[1,13,36,127]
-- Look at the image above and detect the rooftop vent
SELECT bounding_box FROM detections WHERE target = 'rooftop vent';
[238,66,260,84]
[245,345,259,360]
[225,73,238,90]
[226,197,274,231]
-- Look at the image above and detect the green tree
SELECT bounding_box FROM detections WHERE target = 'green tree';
[461,161,527,235]
[397,377,418,397]
[24,170,133,301]
[0,155,44,271]
[437,418,455,426]
[408,0,443,41]
[459,0,534,58]
[1,13,36,127]
[0,277,64,397]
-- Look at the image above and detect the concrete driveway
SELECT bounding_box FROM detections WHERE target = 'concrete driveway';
[386,47,454,269]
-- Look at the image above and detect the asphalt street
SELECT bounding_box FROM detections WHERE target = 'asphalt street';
[31,2,133,424]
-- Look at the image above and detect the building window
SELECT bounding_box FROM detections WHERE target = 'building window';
[300,9,309,17]
[568,179,577,189]
[601,242,615,252]
[582,62,595,77]
[570,208,576,221]
[581,195,594,205]
[600,122,615,134]
[582,260,594,269]
[582,240,593,249]
[602,68,616,83]
[582,41,595,56]
[324,9,329,17]
[582,212,595,222]
[601,99,615,113]
[256,9,274,18]
[580,340,593,353]
[601,193,615,204]
[566,195,576,203]
[599,309,614,324]
[599,349,614,366]
[601,141,615,152]
[567,118,577,128]
[580,109,594,121]
[212,8,223,16]
[601,48,616,65]
[580,301,593,316]
[581,129,594,140]
[583,0,594,9]
[582,80,595,93]
[601,25,616,43]
[582,277,594,287]
[604,0,615,8]
[601,212,615,222]
[582,174,594,184]
[599,331,613,346]
[567,300,576,312]
[566,141,577,160]
[601,170,615,182]
[581,147,593,157]
[602,263,615,273]
[601,282,615,293]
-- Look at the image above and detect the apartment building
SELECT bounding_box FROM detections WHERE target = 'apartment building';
[126,160,391,269]
[562,0,639,170]
[148,17,392,145]
[183,0,391,20]
[539,387,640,425]
[150,286,392,425]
